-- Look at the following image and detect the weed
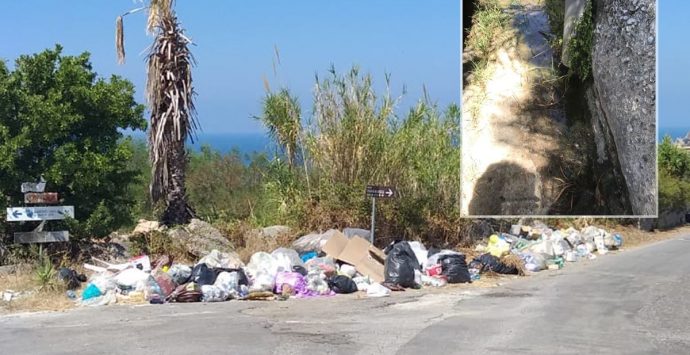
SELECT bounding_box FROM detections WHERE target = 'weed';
[567,0,594,81]
[34,249,58,291]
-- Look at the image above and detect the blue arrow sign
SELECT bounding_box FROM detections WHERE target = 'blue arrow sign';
[6,206,74,222]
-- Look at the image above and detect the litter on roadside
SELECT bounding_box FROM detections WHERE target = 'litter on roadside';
[66,222,623,307]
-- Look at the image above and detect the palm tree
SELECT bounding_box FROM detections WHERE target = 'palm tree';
[116,0,198,225]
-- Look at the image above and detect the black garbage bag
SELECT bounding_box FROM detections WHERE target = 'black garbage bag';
[190,263,217,286]
[475,253,519,275]
[327,275,358,294]
[439,254,471,283]
[384,241,420,288]
[57,268,86,290]
[292,265,308,276]
[427,247,442,258]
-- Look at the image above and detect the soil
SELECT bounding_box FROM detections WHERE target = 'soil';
[462,0,569,216]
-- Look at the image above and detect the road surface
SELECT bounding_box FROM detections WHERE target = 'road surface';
[1,234,689,354]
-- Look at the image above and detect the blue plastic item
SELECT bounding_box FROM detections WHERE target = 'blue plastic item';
[300,251,318,263]
[81,283,102,300]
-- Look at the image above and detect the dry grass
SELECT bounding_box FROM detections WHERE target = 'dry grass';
[501,254,527,276]
[612,225,690,249]
[0,265,76,315]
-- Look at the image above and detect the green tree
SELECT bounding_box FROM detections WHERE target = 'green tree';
[116,0,199,225]
[0,45,146,238]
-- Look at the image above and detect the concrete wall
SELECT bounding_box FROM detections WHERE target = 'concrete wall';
[589,0,657,215]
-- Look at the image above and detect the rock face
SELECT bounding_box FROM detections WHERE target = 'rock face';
[172,219,233,258]
[590,0,656,215]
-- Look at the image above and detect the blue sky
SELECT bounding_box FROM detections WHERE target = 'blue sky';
[0,0,459,134]
[658,0,687,129]
[0,1,685,134]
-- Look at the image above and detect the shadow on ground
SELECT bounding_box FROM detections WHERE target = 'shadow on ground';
[468,161,539,215]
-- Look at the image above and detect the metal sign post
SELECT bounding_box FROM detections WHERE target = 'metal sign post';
[365,185,397,245]
[6,179,71,244]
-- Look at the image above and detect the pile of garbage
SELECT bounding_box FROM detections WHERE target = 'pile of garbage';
[472,222,624,275]
[65,223,622,306]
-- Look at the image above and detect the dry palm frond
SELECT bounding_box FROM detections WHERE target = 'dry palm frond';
[116,16,125,64]
[501,254,527,276]
[147,0,173,34]
[115,5,148,64]
[147,12,198,205]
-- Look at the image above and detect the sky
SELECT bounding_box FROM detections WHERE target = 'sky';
[658,0,688,129]
[0,1,685,134]
[0,0,460,134]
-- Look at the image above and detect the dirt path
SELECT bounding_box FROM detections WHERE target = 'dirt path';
[461,0,565,216]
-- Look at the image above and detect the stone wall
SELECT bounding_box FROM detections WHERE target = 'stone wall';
[589,0,657,215]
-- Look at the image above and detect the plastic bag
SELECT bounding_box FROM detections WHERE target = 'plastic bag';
[305,268,331,295]
[305,257,337,275]
[202,271,240,302]
[271,248,304,273]
[327,275,358,294]
[292,229,340,253]
[196,249,244,269]
[168,264,192,285]
[352,276,371,291]
[407,241,428,268]
[424,250,462,270]
[245,252,279,292]
[201,285,227,302]
[520,252,547,272]
[439,254,471,283]
[475,253,519,275]
[58,268,86,290]
[82,283,102,300]
[384,241,420,288]
[339,264,357,278]
[190,263,218,286]
[275,272,307,295]
[300,251,318,263]
[366,283,391,297]
[420,274,447,287]
[143,275,164,301]
[114,268,149,289]
[486,234,510,257]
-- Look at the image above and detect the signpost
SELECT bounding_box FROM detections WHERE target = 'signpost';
[24,192,59,204]
[365,185,396,245]
[6,179,71,244]
[14,231,69,244]
[6,206,74,222]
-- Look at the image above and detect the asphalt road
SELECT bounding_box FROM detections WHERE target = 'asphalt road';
[1,234,689,354]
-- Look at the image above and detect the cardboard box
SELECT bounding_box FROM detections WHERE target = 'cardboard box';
[323,231,386,283]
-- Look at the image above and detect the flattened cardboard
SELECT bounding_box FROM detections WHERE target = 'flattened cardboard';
[323,232,386,283]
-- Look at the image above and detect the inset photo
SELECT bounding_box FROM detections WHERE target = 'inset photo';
[461,0,657,216]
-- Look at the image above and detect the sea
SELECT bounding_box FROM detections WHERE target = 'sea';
[124,126,689,156]
[126,131,273,156]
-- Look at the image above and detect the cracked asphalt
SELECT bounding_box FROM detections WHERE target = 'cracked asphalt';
[1,234,689,354]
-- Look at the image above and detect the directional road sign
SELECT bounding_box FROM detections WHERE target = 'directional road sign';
[24,192,59,204]
[14,231,69,244]
[365,185,396,198]
[6,206,74,222]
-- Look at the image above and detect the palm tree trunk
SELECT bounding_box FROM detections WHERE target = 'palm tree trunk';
[162,138,194,225]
